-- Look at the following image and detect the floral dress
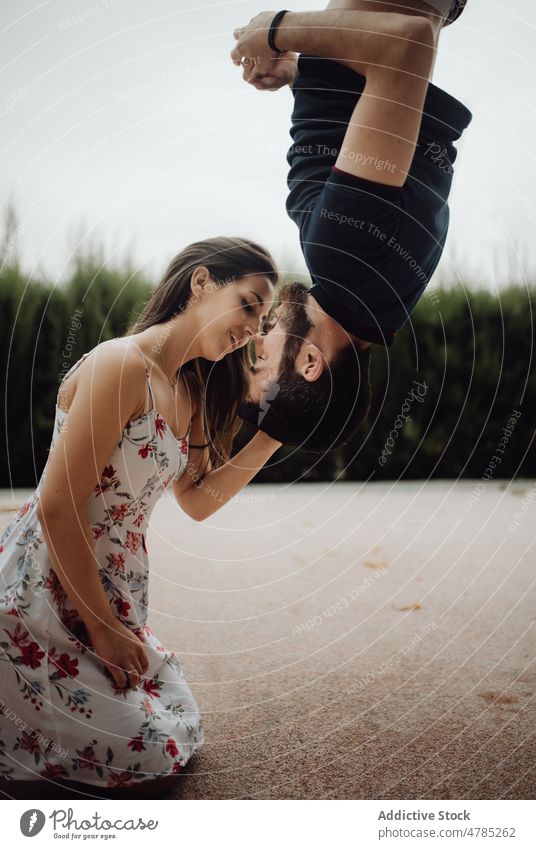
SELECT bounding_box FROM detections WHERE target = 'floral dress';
[0,345,204,788]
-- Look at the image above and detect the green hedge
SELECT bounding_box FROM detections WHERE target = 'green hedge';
[0,257,151,488]
[1,257,534,487]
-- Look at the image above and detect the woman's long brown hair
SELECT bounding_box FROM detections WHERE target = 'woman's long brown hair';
[127,237,278,473]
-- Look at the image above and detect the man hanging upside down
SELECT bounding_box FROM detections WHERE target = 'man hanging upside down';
[232,1,472,452]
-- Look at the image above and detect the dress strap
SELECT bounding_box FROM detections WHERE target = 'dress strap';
[124,338,156,415]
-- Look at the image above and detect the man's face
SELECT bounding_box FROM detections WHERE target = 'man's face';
[246,281,313,403]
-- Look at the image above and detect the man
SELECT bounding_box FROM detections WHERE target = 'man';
[231,1,471,452]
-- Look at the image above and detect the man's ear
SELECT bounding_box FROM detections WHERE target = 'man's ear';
[190,266,213,300]
[297,342,325,383]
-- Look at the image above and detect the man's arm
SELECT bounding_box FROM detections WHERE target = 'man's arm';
[232,9,437,186]
[233,9,426,76]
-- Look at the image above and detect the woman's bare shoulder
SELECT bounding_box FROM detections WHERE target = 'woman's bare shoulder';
[58,338,148,413]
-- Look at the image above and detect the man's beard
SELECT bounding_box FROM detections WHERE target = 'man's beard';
[237,281,313,431]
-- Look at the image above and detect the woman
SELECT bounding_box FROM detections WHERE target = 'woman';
[0,236,281,799]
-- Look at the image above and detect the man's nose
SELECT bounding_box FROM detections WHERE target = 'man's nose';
[251,332,264,353]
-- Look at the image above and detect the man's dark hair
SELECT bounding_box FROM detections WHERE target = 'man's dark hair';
[239,340,372,453]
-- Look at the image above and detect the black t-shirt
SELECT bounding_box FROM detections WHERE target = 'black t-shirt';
[286,56,473,345]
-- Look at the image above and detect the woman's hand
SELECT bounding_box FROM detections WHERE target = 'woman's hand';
[88,618,149,690]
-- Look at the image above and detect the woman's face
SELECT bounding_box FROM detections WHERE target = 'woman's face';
[191,269,275,361]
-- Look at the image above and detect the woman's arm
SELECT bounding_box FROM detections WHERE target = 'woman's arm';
[36,343,151,685]
[172,384,281,521]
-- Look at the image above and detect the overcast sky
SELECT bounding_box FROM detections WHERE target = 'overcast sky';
[1,0,535,290]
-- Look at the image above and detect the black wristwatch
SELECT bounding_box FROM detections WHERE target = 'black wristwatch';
[268,10,289,55]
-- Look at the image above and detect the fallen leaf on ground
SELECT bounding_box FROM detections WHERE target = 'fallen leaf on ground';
[397,602,422,611]
[478,691,518,705]
[364,560,388,570]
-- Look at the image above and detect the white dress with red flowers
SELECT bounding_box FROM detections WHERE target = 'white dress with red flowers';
[0,346,204,788]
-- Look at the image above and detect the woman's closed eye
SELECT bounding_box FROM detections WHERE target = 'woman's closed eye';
[241,298,255,315]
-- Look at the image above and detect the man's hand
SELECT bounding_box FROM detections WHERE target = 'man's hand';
[232,11,277,65]
[244,52,299,91]
[231,11,298,90]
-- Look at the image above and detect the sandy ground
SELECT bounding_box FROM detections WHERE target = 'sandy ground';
[1,479,535,800]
